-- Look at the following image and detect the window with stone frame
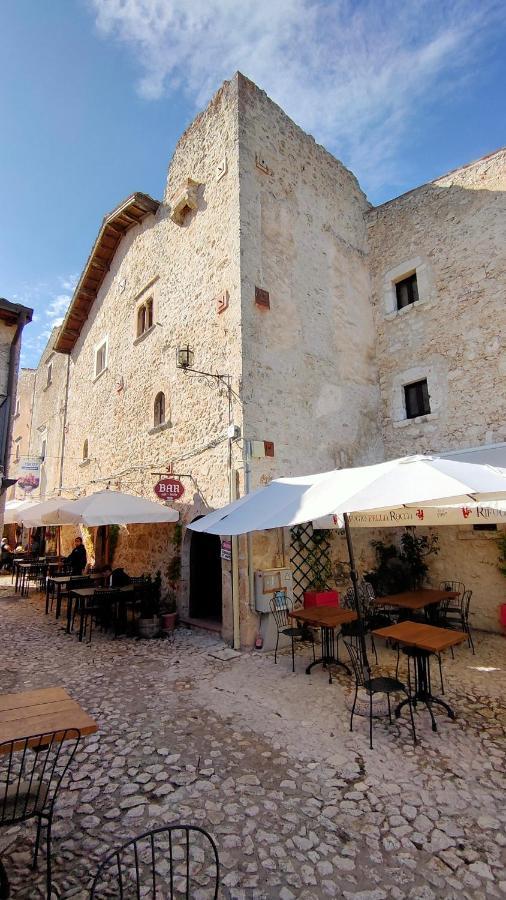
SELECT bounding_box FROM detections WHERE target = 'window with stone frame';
[404,379,430,419]
[154,392,165,427]
[136,297,154,337]
[95,339,107,377]
[396,272,419,310]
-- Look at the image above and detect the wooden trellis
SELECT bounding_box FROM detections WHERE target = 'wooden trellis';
[289,523,332,605]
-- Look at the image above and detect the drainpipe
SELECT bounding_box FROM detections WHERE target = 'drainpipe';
[244,439,255,613]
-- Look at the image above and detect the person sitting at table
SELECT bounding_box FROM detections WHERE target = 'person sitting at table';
[110,567,131,587]
[66,536,87,575]
[0,540,13,570]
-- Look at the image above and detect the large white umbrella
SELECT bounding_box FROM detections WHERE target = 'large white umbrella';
[21,497,75,527]
[3,499,38,524]
[188,456,506,536]
[41,490,179,526]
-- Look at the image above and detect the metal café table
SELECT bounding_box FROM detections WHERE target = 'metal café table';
[46,574,94,618]
[0,687,98,899]
[289,606,357,683]
[69,585,135,641]
[373,620,467,731]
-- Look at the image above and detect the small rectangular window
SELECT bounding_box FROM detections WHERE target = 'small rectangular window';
[95,341,107,377]
[396,273,419,310]
[404,379,430,419]
[46,363,52,386]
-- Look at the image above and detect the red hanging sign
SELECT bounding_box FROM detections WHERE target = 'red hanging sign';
[154,477,185,501]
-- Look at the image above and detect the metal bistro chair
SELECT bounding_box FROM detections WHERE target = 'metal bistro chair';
[90,824,220,899]
[439,587,475,654]
[79,589,119,643]
[269,594,315,673]
[344,639,416,751]
[0,729,80,899]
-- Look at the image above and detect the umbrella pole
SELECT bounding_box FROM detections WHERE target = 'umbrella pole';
[343,513,369,667]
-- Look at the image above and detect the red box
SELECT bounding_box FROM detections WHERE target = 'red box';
[303,590,340,608]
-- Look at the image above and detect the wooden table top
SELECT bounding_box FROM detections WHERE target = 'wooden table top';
[48,574,94,585]
[70,584,135,597]
[288,606,358,628]
[372,620,467,653]
[0,687,98,751]
[372,589,459,611]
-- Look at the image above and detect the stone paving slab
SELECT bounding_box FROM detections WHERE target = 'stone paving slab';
[0,578,504,898]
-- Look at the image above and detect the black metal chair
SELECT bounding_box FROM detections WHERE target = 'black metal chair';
[439,588,474,653]
[0,729,80,899]
[344,639,416,750]
[78,589,119,642]
[269,596,315,673]
[89,824,220,899]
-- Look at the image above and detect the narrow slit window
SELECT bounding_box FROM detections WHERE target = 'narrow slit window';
[396,273,419,310]
[404,379,430,419]
[83,439,89,461]
[154,392,165,427]
[95,341,107,377]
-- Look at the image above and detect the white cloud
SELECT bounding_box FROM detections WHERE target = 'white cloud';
[89,0,502,192]
[46,294,71,327]
[16,276,75,367]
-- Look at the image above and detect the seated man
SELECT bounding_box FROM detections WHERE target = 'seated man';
[66,536,87,575]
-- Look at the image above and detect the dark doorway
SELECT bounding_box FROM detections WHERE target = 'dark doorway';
[189,528,222,622]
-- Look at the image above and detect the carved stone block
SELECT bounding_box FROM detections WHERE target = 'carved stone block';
[170,178,200,225]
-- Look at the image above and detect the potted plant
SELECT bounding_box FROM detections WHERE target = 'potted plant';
[137,571,161,639]
[160,591,178,633]
[303,555,339,608]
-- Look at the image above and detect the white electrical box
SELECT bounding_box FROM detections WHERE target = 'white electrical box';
[254,567,294,614]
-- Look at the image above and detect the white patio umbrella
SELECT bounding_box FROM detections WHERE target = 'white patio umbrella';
[21,497,75,527]
[188,456,506,536]
[3,499,38,524]
[40,489,179,526]
[187,455,506,641]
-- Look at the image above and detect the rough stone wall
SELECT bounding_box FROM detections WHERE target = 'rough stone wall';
[368,148,506,454]
[60,76,243,620]
[8,367,36,501]
[237,75,383,486]
[26,327,69,500]
[368,148,506,631]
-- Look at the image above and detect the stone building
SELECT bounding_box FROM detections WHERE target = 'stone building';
[0,298,32,524]
[15,74,506,642]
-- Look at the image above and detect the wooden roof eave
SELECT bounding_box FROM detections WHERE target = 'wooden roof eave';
[54,192,160,354]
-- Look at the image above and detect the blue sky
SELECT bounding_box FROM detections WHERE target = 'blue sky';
[1,0,505,367]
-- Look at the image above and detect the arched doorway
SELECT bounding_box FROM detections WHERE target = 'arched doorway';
[189,525,222,623]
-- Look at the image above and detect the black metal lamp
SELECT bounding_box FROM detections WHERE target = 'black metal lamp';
[176,345,194,370]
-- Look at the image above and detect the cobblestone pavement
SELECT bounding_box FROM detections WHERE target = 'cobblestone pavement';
[0,579,505,899]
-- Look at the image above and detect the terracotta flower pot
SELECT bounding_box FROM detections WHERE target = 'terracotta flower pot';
[161,612,178,633]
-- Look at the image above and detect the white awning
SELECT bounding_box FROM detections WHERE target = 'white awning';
[40,490,179,526]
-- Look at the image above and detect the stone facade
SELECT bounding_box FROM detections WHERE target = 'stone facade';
[8,367,35,501]
[0,300,32,524]
[15,75,506,642]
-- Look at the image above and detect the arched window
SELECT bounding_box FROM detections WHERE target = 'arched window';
[83,439,89,461]
[154,392,165,427]
[136,298,154,337]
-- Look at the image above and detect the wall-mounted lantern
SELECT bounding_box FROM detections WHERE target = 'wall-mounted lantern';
[176,345,194,370]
